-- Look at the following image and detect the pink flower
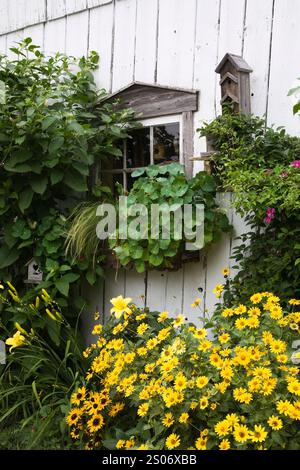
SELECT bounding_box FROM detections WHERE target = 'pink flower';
[280,172,288,177]
[264,207,275,224]
[291,160,300,168]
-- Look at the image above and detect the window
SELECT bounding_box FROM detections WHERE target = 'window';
[97,82,199,192]
[100,115,182,192]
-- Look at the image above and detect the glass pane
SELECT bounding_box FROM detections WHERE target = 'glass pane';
[153,122,180,164]
[126,127,151,169]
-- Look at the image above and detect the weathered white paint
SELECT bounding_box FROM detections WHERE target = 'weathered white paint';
[193,0,221,171]
[267,0,300,134]
[1,0,299,333]
[44,18,66,54]
[6,29,24,59]
[111,0,137,91]
[205,193,232,316]
[0,34,7,54]
[243,0,274,117]
[146,270,167,312]
[66,11,89,56]
[215,0,246,116]
[46,0,66,21]
[156,0,197,89]
[134,0,158,83]
[88,3,114,90]
[0,0,45,35]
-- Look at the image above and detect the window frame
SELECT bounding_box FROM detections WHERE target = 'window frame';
[100,114,183,192]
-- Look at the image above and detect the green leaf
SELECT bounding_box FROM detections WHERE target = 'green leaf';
[0,245,20,269]
[62,273,80,283]
[48,135,64,154]
[135,260,145,273]
[42,116,58,131]
[4,149,32,170]
[86,270,96,285]
[50,169,64,185]
[19,187,34,213]
[30,176,48,195]
[132,167,146,178]
[131,246,144,259]
[55,278,70,297]
[149,253,164,267]
[64,170,88,192]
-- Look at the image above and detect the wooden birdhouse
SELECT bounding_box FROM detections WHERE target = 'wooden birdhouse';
[215,53,253,114]
[25,258,43,284]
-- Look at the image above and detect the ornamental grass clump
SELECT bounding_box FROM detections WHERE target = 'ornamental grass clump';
[66,290,300,450]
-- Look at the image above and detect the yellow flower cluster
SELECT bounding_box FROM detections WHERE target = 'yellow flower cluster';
[67,291,300,450]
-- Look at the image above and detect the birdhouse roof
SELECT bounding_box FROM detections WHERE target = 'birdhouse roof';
[215,53,253,73]
[25,258,35,267]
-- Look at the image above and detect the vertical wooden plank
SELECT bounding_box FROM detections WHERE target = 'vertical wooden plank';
[47,0,66,20]
[66,0,88,15]
[182,257,207,325]
[81,279,105,344]
[193,0,221,173]
[242,0,274,117]
[25,0,46,25]
[66,11,89,56]
[229,195,248,276]
[146,270,167,312]
[7,0,45,33]
[23,24,44,50]
[164,269,184,317]
[134,0,158,83]
[182,111,194,178]
[111,0,137,91]
[124,270,146,308]
[88,0,113,7]
[88,3,114,91]
[267,0,300,136]
[0,1,9,36]
[3,0,46,33]
[217,0,246,58]
[6,30,24,59]
[44,18,66,54]
[104,269,126,319]
[156,0,197,89]
[215,0,246,116]
[0,35,7,54]
[204,193,232,317]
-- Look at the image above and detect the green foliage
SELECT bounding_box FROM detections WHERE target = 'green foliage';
[0,283,86,448]
[0,422,69,449]
[65,185,114,268]
[199,110,300,302]
[0,38,134,312]
[226,214,300,303]
[109,163,232,272]
[199,110,300,218]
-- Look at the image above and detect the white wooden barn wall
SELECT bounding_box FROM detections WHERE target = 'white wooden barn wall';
[0,0,299,331]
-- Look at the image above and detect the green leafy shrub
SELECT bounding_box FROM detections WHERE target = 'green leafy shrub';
[199,111,300,302]
[109,163,232,272]
[0,38,134,314]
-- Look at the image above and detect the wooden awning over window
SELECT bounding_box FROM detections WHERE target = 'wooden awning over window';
[99,82,199,119]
